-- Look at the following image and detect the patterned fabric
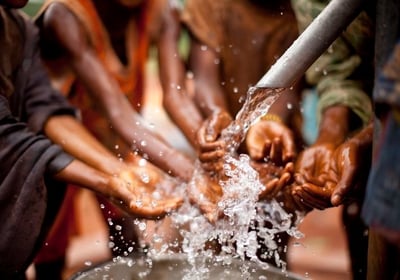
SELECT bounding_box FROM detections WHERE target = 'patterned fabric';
[291,0,374,128]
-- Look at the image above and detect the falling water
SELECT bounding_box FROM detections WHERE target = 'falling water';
[132,86,304,279]
[221,86,285,154]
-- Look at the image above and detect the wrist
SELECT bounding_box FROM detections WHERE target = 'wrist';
[316,106,351,146]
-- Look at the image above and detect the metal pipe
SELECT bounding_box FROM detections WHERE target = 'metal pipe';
[256,0,364,89]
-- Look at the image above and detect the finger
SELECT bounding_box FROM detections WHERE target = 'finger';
[199,140,225,152]
[276,172,292,190]
[293,190,326,210]
[283,162,294,174]
[199,150,225,164]
[292,184,327,209]
[270,137,283,164]
[247,143,264,160]
[129,197,183,219]
[259,178,280,199]
[300,184,332,209]
[206,117,228,142]
[331,165,357,206]
[281,134,296,163]
[292,192,314,212]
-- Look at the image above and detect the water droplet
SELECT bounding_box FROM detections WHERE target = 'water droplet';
[138,222,147,231]
[200,45,208,51]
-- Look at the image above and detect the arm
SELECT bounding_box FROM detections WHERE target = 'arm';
[53,158,182,219]
[40,3,194,181]
[157,6,203,147]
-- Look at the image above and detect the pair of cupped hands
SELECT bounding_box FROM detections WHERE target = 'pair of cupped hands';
[191,110,372,221]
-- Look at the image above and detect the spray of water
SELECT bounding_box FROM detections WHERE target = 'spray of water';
[132,87,304,279]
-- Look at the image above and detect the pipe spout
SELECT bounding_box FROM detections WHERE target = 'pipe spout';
[256,0,364,89]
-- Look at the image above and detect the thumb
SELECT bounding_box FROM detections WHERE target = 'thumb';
[331,166,356,206]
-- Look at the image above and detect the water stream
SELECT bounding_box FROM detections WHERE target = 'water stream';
[136,87,304,279]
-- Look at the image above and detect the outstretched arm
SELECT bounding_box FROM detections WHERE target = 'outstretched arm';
[40,3,194,181]
[157,6,203,148]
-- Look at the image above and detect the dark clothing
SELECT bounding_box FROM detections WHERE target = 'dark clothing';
[0,7,76,277]
[361,0,400,278]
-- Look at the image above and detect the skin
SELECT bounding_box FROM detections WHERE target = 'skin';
[39,0,221,220]
[45,116,184,219]
[0,0,183,219]
[290,105,369,211]
[185,34,302,192]
[40,0,194,180]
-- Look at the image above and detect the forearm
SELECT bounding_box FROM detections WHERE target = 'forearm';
[315,105,352,146]
[44,115,124,175]
[189,38,229,117]
[163,89,203,146]
[53,159,111,196]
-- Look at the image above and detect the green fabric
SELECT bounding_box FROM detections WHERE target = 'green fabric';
[291,0,374,128]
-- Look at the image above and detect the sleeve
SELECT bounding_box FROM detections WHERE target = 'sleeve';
[19,17,77,134]
[291,0,374,128]
[0,95,72,276]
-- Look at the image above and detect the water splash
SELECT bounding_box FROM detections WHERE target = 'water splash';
[129,87,303,279]
[221,87,285,154]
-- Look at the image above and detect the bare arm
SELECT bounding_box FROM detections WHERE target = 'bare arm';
[41,3,194,180]
[157,7,203,147]
[189,36,228,118]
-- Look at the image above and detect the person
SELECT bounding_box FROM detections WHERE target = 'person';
[0,0,182,278]
[33,0,222,276]
[160,0,304,266]
[277,0,375,278]
[360,0,400,277]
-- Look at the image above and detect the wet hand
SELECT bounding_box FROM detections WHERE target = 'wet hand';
[108,169,183,219]
[187,172,223,223]
[251,161,294,200]
[197,111,232,173]
[329,136,371,206]
[292,142,337,210]
[246,119,296,165]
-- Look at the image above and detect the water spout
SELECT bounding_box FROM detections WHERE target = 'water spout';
[256,0,363,89]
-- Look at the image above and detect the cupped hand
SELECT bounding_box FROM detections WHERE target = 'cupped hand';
[246,119,297,165]
[329,135,372,206]
[291,142,337,210]
[108,169,183,220]
[187,170,224,223]
[197,111,232,173]
[251,161,294,200]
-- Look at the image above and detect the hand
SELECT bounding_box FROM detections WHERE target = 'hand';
[197,111,232,173]
[246,119,297,165]
[187,171,223,223]
[108,169,183,220]
[329,135,371,206]
[251,161,294,200]
[292,142,337,210]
